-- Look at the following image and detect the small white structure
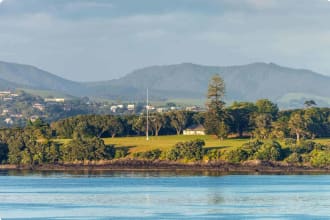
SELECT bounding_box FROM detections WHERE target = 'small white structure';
[4,118,13,125]
[183,124,206,136]
[127,104,135,111]
[44,98,65,102]
[110,105,118,113]
[33,103,45,111]
[0,91,11,96]
[1,109,10,115]
[157,107,168,113]
[3,97,13,101]
[29,115,39,122]
[146,105,155,110]
[10,114,23,118]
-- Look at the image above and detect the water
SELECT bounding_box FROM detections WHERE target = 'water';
[0,170,330,219]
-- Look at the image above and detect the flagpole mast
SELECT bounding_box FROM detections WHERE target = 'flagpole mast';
[146,88,149,141]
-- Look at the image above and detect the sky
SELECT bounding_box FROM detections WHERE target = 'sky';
[0,0,330,81]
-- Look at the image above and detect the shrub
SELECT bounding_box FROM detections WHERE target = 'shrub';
[114,148,128,159]
[225,148,249,163]
[104,145,116,159]
[310,150,330,167]
[133,149,162,160]
[285,152,302,164]
[224,140,263,163]
[0,142,9,164]
[241,140,263,156]
[284,138,296,146]
[254,141,283,161]
[163,139,205,161]
[205,149,221,161]
[290,141,316,154]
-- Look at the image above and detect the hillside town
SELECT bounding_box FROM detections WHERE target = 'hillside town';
[0,90,205,127]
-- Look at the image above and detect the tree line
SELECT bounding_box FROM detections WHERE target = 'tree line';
[48,101,330,142]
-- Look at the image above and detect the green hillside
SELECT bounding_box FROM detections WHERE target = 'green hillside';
[0,61,84,95]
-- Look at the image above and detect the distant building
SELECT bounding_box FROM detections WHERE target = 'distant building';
[29,115,39,122]
[110,105,118,113]
[127,104,135,111]
[170,106,178,111]
[4,118,13,125]
[146,105,155,110]
[10,114,23,118]
[183,124,206,136]
[0,91,11,96]
[1,109,10,115]
[44,98,65,103]
[33,103,45,111]
[3,97,13,101]
[157,107,168,113]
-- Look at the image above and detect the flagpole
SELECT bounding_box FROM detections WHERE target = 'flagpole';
[146,88,149,141]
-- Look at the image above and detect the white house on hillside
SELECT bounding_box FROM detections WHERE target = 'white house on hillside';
[183,124,206,135]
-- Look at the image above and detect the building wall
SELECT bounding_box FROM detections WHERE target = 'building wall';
[183,130,205,135]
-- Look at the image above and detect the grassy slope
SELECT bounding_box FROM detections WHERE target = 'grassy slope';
[103,135,248,153]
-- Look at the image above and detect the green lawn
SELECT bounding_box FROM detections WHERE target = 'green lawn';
[314,138,330,145]
[103,135,249,153]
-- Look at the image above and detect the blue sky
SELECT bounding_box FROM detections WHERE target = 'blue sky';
[0,0,330,81]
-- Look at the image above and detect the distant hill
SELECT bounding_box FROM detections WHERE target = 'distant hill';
[0,61,83,95]
[86,62,330,107]
[1,60,330,108]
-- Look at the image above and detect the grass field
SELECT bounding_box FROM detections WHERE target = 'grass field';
[103,135,251,153]
[56,135,330,154]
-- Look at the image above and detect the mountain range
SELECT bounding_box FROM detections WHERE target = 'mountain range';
[1,60,330,108]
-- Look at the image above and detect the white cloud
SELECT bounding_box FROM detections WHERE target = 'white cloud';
[1,0,330,80]
[245,0,277,9]
[64,1,113,11]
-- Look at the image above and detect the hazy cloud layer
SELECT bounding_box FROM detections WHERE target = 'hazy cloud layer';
[0,0,329,81]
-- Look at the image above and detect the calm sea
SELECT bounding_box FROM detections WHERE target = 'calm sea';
[0,170,329,219]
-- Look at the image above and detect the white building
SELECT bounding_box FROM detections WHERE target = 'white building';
[33,103,45,111]
[110,105,118,113]
[4,118,13,125]
[127,104,135,111]
[183,125,206,136]
[44,98,65,102]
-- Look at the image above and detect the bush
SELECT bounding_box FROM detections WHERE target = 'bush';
[290,141,316,154]
[310,150,330,167]
[284,138,296,146]
[225,148,249,163]
[133,149,162,160]
[0,142,8,164]
[104,145,116,159]
[241,140,263,156]
[254,141,283,161]
[224,140,263,163]
[205,149,221,161]
[163,139,205,161]
[285,152,302,164]
[114,148,129,159]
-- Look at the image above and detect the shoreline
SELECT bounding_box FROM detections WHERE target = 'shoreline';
[1,160,330,174]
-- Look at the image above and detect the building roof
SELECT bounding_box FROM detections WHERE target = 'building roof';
[185,124,205,131]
